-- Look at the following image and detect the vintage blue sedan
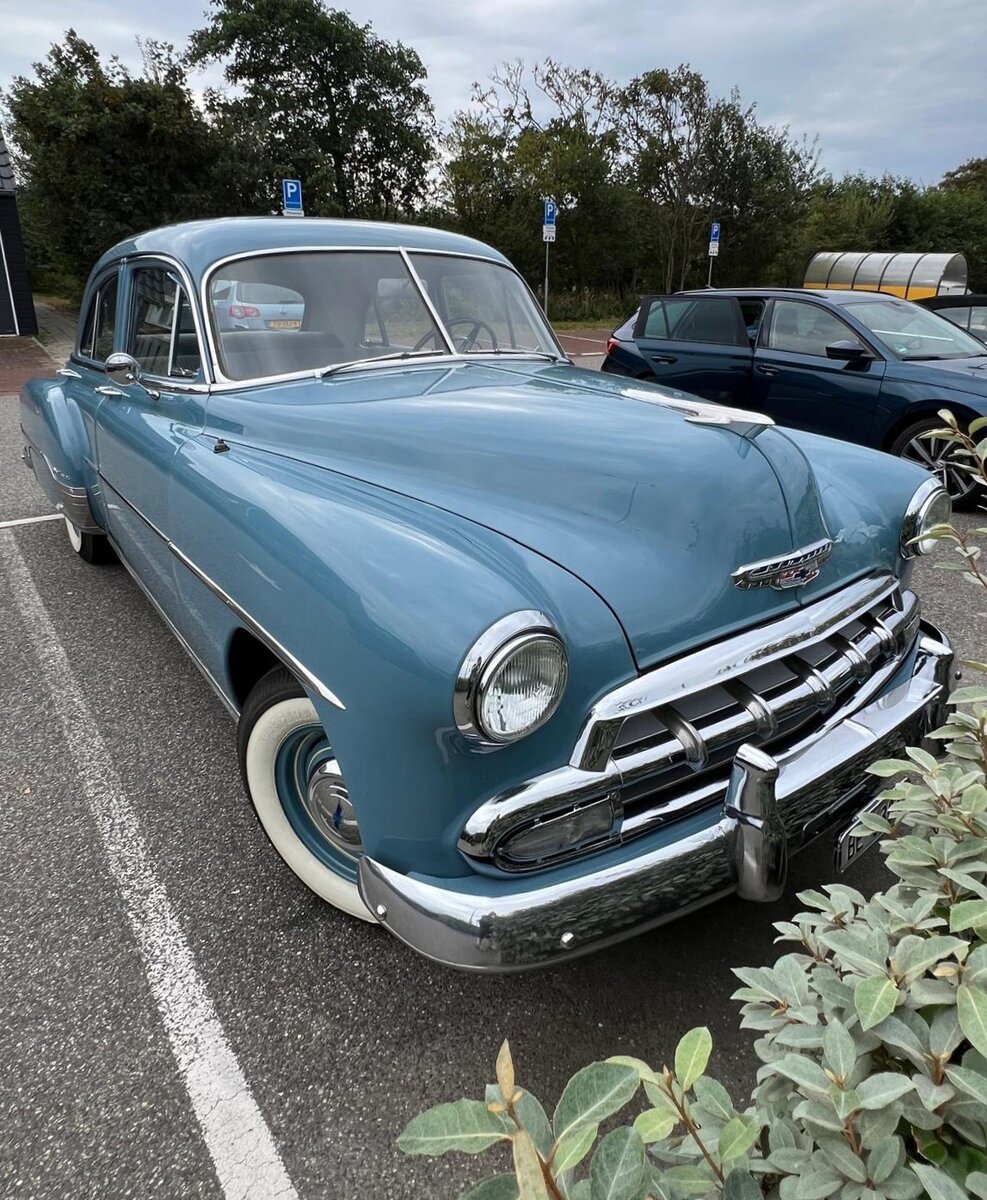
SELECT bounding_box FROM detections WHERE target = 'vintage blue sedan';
[20,219,955,970]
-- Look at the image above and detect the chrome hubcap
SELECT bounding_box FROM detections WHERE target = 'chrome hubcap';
[303,758,362,853]
[902,434,974,502]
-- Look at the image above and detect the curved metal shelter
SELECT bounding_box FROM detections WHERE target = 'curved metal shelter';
[804,251,968,301]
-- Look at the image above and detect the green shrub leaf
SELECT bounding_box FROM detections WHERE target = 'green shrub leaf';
[724,1168,762,1200]
[512,1130,550,1200]
[674,1026,713,1090]
[770,1054,832,1095]
[462,1177,521,1200]
[855,1073,914,1110]
[966,1171,987,1200]
[693,1075,737,1122]
[911,1163,970,1200]
[552,1063,639,1142]
[719,1115,758,1163]
[945,1064,987,1106]
[398,1100,512,1156]
[855,975,900,1030]
[662,1164,717,1195]
[951,900,987,932]
[792,1165,843,1198]
[958,985,987,1058]
[633,1107,676,1144]
[589,1127,646,1200]
[822,1019,856,1081]
[552,1124,598,1175]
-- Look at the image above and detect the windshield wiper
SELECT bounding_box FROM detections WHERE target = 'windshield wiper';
[318,350,447,377]
[464,348,564,362]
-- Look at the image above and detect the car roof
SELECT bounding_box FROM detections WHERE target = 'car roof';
[673,287,896,306]
[91,217,511,284]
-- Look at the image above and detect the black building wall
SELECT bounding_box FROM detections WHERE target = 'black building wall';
[0,193,37,335]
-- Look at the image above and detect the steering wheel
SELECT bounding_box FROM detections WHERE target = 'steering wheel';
[413,317,499,353]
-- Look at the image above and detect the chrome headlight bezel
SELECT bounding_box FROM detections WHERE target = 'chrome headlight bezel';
[454,611,568,747]
[901,478,952,559]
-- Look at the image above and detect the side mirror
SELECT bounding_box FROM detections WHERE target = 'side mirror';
[826,339,871,362]
[105,352,159,398]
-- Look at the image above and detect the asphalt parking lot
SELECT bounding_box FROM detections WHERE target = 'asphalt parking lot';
[1,357,984,1198]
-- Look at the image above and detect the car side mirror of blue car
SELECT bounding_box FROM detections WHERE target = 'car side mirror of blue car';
[826,339,872,362]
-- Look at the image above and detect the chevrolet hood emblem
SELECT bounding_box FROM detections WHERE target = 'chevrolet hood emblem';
[732,538,834,590]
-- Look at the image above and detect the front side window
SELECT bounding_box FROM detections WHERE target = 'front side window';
[127,267,202,379]
[766,300,857,357]
[634,297,744,347]
[845,298,987,360]
[78,274,119,362]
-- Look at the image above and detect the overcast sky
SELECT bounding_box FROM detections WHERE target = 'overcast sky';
[2,0,984,182]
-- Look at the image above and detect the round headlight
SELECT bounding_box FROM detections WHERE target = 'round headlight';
[476,633,568,743]
[901,480,952,558]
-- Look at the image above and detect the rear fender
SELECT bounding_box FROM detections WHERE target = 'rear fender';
[19,377,102,531]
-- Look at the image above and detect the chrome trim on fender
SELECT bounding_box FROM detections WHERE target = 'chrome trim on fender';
[22,437,102,532]
[901,477,951,559]
[623,386,774,436]
[361,625,954,972]
[101,477,345,710]
[453,610,563,747]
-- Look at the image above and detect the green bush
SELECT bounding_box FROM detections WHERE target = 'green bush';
[400,418,987,1199]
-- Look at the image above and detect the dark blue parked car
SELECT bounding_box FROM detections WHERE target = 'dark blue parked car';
[603,289,987,503]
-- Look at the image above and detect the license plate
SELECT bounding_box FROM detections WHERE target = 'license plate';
[835,793,891,872]
[267,319,301,330]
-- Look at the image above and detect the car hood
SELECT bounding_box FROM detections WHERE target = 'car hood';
[211,361,845,668]
[894,354,987,395]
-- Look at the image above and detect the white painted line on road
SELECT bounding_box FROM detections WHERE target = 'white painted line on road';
[0,529,298,1200]
[557,332,607,344]
[0,513,63,529]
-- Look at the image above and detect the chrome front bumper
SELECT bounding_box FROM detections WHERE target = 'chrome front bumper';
[359,623,954,972]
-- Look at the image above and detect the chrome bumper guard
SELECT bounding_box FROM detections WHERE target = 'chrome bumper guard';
[359,623,953,972]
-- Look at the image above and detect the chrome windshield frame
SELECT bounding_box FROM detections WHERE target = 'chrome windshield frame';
[199,244,566,387]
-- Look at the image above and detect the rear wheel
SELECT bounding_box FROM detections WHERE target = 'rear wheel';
[64,517,116,564]
[237,665,374,922]
[889,418,980,507]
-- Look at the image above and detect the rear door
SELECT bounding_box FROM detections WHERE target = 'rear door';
[632,294,756,405]
[751,298,886,444]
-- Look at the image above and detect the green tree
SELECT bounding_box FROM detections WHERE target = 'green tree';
[2,32,237,292]
[187,0,435,219]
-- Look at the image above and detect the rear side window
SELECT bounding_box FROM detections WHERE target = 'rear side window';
[78,274,119,363]
[127,266,202,379]
[634,297,745,347]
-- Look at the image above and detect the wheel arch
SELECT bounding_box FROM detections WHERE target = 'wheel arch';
[226,626,284,711]
[881,400,982,452]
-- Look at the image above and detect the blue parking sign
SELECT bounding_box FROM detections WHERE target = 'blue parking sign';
[543,198,557,227]
[710,222,721,243]
[282,179,304,216]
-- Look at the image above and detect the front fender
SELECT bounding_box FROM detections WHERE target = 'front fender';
[169,437,636,878]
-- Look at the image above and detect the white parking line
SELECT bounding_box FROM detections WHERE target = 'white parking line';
[0,513,63,529]
[0,529,298,1200]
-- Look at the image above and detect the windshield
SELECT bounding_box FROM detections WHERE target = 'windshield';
[409,253,559,355]
[208,249,559,381]
[845,298,987,360]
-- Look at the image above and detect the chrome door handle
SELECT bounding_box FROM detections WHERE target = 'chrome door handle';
[650,354,678,365]
[57,367,82,379]
[95,385,125,397]
[756,364,779,377]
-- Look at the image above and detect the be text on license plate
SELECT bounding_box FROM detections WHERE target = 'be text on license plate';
[835,793,891,873]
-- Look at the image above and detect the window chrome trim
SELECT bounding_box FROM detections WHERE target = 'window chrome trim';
[199,244,566,387]
[399,247,457,355]
[454,610,563,748]
[124,255,212,387]
[901,477,950,559]
[100,476,344,710]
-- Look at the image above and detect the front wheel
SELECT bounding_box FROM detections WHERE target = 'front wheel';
[64,517,116,564]
[889,418,980,507]
[237,666,374,922]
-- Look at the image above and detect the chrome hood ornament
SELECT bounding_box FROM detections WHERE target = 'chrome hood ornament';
[732,538,833,590]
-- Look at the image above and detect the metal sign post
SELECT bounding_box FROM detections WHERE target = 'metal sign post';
[282,179,304,218]
[542,198,556,316]
[707,221,720,286]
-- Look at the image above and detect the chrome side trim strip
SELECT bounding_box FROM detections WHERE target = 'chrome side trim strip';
[23,437,102,532]
[100,477,345,710]
[109,534,239,720]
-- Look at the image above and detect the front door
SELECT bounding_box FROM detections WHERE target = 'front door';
[751,299,886,444]
[631,294,758,406]
[96,262,207,607]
